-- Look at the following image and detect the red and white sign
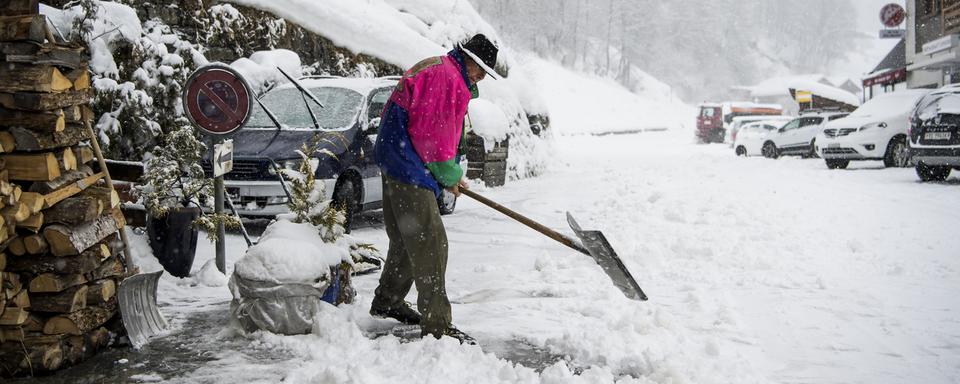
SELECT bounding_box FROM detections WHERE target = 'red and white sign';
[183,64,253,136]
[880,3,906,28]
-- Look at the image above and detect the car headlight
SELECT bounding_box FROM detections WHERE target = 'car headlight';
[859,122,887,131]
[267,160,300,175]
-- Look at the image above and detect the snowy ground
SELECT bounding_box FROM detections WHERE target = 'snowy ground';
[17,129,960,384]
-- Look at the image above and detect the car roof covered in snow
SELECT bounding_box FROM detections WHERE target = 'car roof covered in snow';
[731,115,792,122]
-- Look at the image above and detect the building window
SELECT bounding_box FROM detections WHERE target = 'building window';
[922,0,942,18]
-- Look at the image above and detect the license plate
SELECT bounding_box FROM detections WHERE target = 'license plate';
[827,143,840,148]
[924,132,952,140]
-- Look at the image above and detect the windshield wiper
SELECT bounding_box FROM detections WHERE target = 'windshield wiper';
[253,94,284,155]
[277,66,324,130]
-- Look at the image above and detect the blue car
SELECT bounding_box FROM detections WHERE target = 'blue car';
[203,76,397,229]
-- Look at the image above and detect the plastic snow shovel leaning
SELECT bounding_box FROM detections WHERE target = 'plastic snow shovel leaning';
[460,189,648,301]
[82,115,168,348]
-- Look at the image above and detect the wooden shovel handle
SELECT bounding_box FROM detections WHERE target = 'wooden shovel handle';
[82,111,133,273]
[460,189,590,256]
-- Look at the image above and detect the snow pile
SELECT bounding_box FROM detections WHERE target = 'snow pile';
[195,260,228,287]
[230,49,303,94]
[234,218,348,284]
[227,0,498,70]
[468,98,509,150]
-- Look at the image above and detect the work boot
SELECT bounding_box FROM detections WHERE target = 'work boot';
[370,301,422,325]
[423,326,477,345]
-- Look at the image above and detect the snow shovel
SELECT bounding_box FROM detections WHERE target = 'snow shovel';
[82,116,168,348]
[460,189,648,301]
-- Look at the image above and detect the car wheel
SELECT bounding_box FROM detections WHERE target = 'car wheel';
[825,159,849,169]
[883,136,910,168]
[332,176,360,233]
[762,142,779,159]
[735,146,747,156]
[437,189,457,215]
[916,162,952,182]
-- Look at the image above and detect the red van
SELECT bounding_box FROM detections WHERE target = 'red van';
[697,102,783,143]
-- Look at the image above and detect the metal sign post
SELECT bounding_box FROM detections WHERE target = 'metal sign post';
[212,139,233,273]
[182,64,252,274]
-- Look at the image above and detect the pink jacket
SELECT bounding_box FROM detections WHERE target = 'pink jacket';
[389,55,471,165]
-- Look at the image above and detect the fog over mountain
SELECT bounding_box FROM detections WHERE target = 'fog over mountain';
[470,0,865,101]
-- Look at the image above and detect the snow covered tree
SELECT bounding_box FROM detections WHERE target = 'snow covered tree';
[281,139,381,268]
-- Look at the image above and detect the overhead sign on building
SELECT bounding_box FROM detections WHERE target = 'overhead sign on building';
[795,90,812,103]
[922,34,960,55]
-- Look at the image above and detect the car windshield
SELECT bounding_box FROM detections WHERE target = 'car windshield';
[246,86,364,130]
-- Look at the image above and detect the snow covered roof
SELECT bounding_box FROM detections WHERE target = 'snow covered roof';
[225,0,501,70]
[745,74,827,98]
[788,80,860,106]
[738,74,860,106]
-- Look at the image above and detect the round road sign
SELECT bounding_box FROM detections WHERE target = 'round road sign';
[183,64,253,136]
[880,3,905,28]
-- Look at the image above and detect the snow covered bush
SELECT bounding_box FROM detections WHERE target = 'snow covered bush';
[229,144,382,335]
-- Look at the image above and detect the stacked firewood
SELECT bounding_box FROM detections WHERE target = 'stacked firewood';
[0,0,126,376]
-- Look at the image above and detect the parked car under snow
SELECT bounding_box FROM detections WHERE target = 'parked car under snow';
[908,84,960,181]
[733,119,790,157]
[816,89,930,169]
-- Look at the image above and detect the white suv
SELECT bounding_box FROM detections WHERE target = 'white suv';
[761,110,849,159]
[816,89,930,169]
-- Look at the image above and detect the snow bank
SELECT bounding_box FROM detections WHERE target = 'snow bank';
[512,56,694,135]
[233,218,348,284]
[468,99,509,148]
[226,0,496,70]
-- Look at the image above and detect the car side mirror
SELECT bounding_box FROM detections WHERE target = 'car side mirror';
[366,117,381,134]
[778,127,785,133]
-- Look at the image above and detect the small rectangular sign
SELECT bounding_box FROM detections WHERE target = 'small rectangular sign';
[213,139,234,177]
[880,29,906,39]
[795,90,813,103]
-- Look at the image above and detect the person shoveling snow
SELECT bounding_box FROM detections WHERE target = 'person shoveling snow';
[371,34,500,344]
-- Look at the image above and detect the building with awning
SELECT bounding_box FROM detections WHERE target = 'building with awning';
[731,75,861,115]
[905,0,960,88]
[863,39,907,101]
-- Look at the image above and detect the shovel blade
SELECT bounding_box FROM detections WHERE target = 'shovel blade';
[117,270,169,348]
[567,213,648,301]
